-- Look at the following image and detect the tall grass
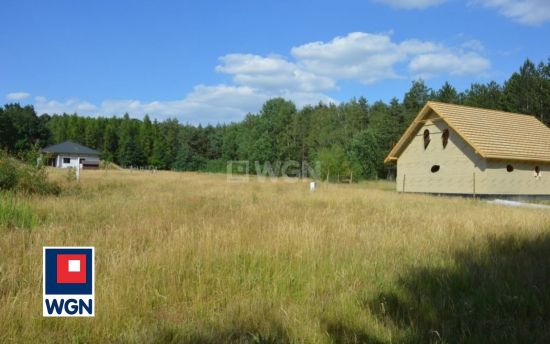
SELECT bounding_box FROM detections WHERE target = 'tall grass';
[0,193,39,230]
[0,169,549,343]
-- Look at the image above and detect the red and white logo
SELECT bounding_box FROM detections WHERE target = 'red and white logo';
[57,254,87,284]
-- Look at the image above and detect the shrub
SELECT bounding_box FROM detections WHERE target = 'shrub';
[66,167,77,182]
[0,157,19,190]
[0,151,61,195]
[17,166,62,195]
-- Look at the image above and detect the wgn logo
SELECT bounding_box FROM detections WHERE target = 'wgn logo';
[43,247,95,317]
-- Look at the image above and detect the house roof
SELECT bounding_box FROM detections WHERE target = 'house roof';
[42,141,100,156]
[385,101,550,164]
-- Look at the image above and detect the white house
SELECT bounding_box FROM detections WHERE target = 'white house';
[41,141,100,169]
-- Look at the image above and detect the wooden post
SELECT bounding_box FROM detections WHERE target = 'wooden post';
[350,171,353,184]
[76,156,80,182]
[402,174,406,193]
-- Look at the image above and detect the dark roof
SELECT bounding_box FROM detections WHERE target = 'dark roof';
[42,141,100,156]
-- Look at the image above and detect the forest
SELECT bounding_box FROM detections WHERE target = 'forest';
[1,58,549,181]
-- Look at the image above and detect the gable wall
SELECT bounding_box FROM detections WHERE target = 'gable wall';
[396,113,486,194]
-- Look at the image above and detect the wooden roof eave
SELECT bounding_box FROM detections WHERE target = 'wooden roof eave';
[485,155,550,164]
[383,103,432,164]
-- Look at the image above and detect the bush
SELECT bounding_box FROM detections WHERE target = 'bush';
[0,194,39,229]
[0,157,19,190]
[0,151,61,195]
[66,167,77,182]
[17,166,62,195]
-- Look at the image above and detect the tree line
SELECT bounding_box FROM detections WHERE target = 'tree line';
[1,58,549,181]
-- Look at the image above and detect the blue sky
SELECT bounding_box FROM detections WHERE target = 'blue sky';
[2,0,550,124]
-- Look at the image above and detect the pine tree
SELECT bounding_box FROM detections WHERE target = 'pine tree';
[140,115,154,160]
[350,129,381,179]
[102,120,118,162]
[403,79,432,117]
[436,82,460,104]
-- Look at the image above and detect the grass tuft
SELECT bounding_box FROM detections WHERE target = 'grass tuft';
[0,193,39,230]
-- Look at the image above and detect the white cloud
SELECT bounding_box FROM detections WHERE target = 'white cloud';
[100,85,269,123]
[31,31,489,124]
[34,97,97,114]
[291,32,486,84]
[6,92,30,101]
[376,0,550,25]
[409,52,491,78]
[374,0,447,9]
[474,0,550,25]
[216,54,335,92]
[292,32,406,83]
[34,86,335,124]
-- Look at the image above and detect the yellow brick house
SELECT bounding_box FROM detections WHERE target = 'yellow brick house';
[385,102,550,196]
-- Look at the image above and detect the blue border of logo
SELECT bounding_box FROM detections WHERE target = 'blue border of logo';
[44,248,93,295]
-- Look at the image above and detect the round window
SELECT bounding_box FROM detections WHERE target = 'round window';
[431,165,440,173]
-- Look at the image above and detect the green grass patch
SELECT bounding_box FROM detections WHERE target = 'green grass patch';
[0,193,39,230]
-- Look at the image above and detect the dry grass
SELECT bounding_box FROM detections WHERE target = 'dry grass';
[1,169,549,343]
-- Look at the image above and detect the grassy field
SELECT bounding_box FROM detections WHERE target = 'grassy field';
[1,169,549,343]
